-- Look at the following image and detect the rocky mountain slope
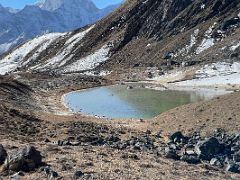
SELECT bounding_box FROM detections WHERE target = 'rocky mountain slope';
[0,0,239,78]
[1,1,240,178]
[0,0,120,54]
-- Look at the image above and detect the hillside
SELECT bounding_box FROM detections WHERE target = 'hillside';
[0,0,239,79]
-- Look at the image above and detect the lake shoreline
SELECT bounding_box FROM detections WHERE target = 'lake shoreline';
[61,81,236,121]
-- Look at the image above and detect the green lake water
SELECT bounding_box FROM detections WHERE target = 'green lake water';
[64,85,228,119]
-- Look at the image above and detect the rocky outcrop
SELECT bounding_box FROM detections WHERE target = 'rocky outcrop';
[195,137,224,160]
[2,146,42,172]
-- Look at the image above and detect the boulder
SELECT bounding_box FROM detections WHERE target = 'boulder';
[0,144,7,165]
[195,137,224,160]
[2,146,42,172]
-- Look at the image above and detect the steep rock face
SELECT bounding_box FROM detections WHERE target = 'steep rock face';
[0,0,239,76]
[0,0,119,54]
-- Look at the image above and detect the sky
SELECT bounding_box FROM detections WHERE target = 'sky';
[0,0,123,9]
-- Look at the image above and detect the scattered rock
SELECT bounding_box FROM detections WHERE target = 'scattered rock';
[9,171,24,180]
[140,119,144,122]
[164,147,180,160]
[169,131,186,143]
[233,151,240,162]
[127,86,133,90]
[43,166,58,179]
[180,155,200,164]
[2,146,42,172]
[146,129,152,135]
[163,131,240,173]
[105,134,120,143]
[164,52,174,60]
[121,153,139,160]
[147,72,154,78]
[0,144,7,165]
[73,171,84,179]
[226,163,240,173]
[61,163,73,171]
[57,140,71,146]
[44,138,51,143]
[210,158,223,168]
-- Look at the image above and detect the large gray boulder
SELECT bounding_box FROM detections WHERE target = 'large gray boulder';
[195,137,224,160]
[2,146,42,172]
[0,144,7,165]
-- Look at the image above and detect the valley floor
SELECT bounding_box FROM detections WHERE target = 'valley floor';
[0,69,240,179]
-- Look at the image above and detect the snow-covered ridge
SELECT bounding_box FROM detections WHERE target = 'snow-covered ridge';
[31,25,95,71]
[0,33,65,75]
[0,25,112,76]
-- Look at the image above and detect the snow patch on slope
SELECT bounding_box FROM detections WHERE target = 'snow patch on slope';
[65,26,94,45]
[32,26,94,70]
[0,33,64,75]
[196,23,216,54]
[175,73,240,87]
[175,62,240,87]
[196,62,240,78]
[196,38,215,54]
[61,45,111,73]
[186,29,199,53]
[81,70,112,77]
[174,29,199,57]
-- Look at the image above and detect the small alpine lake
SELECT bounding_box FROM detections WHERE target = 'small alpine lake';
[63,84,230,119]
